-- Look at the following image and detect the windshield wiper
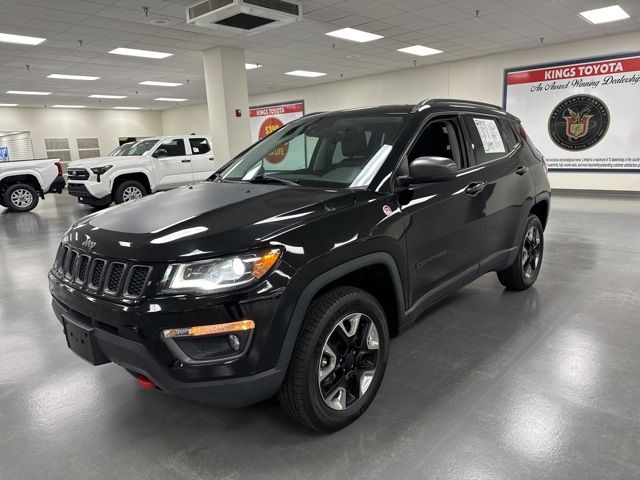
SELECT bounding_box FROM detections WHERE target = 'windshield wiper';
[248,174,300,187]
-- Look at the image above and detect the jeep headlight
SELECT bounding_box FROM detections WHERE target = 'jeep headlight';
[161,248,281,294]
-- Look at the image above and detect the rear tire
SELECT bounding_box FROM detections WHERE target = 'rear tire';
[3,183,39,212]
[497,215,544,290]
[113,180,146,205]
[278,286,389,432]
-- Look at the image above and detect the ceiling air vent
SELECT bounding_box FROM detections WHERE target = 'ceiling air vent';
[186,0,302,35]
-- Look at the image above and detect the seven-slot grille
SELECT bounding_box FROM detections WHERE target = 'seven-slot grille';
[54,244,152,300]
[67,168,90,180]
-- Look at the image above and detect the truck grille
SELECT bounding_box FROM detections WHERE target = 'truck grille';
[54,244,152,301]
[67,168,90,180]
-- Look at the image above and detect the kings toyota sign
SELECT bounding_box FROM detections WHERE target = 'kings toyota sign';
[504,52,640,171]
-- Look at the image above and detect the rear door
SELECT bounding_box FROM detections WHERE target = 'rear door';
[399,115,487,308]
[153,138,194,189]
[188,137,215,181]
[462,115,536,272]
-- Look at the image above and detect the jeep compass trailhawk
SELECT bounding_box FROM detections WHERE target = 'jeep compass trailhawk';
[49,99,550,431]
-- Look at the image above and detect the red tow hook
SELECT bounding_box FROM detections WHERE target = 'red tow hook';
[136,376,156,390]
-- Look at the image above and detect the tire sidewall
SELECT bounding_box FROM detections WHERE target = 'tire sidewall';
[305,292,389,429]
[114,180,146,204]
[518,215,544,287]
[4,184,38,212]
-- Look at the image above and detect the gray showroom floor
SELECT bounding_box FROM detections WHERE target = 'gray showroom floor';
[1,192,640,480]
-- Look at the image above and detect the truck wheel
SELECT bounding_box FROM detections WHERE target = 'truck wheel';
[3,183,39,212]
[278,286,389,432]
[497,215,544,290]
[113,180,146,204]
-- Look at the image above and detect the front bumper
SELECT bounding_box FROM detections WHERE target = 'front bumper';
[67,182,112,206]
[49,270,291,407]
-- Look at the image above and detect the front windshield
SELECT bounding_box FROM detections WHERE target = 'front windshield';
[108,143,131,156]
[220,114,407,189]
[117,139,159,157]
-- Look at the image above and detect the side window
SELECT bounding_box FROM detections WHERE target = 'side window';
[408,118,463,169]
[157,139,186,157]
[463,116,508,164]
[189,138,211,155]
[498,119,519,151]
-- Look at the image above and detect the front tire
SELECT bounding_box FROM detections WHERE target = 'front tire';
[113,180,146,204]
[278,286,389,432]
[497,215,544,290]
[3,183,39,212]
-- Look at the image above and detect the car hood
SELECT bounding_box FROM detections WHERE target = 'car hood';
[64,181,355,262]
[67,156,143,169]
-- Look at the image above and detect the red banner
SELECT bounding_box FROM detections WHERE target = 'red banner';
[250,102,304,118]
[507,56,640,85]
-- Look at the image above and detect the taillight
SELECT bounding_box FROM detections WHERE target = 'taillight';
[519,124,528,141]
[542,157,548,174]
[55,161,63,176]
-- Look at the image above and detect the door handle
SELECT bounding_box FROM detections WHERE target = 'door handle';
[515,165,528,175]
[181,159,191,163]
[464,181,486,196]
[209,157,215,161]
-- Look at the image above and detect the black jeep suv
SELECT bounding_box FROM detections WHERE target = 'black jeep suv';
[49,99,550,431]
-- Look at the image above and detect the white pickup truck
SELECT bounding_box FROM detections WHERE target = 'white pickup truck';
[0,159,65,212]
[66,135,214,207]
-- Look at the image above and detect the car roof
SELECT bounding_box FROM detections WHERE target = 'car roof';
[310,99,519,121]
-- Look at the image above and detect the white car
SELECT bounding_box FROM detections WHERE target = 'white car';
[0,158,65,212]
[66,135,214,207]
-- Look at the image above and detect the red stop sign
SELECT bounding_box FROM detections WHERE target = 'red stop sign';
[259,117,287,164]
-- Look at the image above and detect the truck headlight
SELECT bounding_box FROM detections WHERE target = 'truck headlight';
[161,248,281,294]
[91,165,113,175]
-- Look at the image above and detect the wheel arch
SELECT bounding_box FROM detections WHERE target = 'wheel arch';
[277,253,405,365]
[111,172,152,195]
[530,195,550,229]
[0,174,43,194]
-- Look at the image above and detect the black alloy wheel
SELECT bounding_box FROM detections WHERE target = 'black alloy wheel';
[497,214,544,290]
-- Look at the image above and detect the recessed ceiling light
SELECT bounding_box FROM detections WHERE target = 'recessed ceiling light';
[285,70,326,77]
[0,33,46,46]
[245,63,262,70]
[154,97,187,102]
[6,90,51,95]
[397,45,443,56]
[0,103,18,107]
[89,94,127,99]
[51,105,86,109]
[326,28,383,43]
[139,81,183,87]
[109,47,173,59]
[47,74,100,81]
[579,5,630,24]
[113,106,142,110]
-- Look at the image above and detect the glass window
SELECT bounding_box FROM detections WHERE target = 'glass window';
[464,116,509,164]
[220,114,407,189]
[157,139,186,157]
[408,118,463,169]
[119,139,158,156]
[498,119,519,151]
[189,138,211,155]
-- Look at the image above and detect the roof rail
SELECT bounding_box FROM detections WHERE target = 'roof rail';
[411,98,504,113]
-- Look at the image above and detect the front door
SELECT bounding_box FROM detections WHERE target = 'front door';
[399,116,487,308]
[153,138,194,189]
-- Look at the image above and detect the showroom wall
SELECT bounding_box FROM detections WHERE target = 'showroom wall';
[0,107,163,161]
[161,30,640,191]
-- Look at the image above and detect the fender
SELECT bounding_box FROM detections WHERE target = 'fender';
[276,252,405,365]
[0,170,46,190]
[109,168,154,192]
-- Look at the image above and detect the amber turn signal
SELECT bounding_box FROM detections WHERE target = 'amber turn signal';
[162,320,255,338]
[252,249,281,279]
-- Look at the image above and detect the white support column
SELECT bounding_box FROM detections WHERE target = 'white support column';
[202,46,251,166]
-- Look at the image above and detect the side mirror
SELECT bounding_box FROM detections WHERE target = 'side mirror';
[397,156,458,186]
[153,148,168,158]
